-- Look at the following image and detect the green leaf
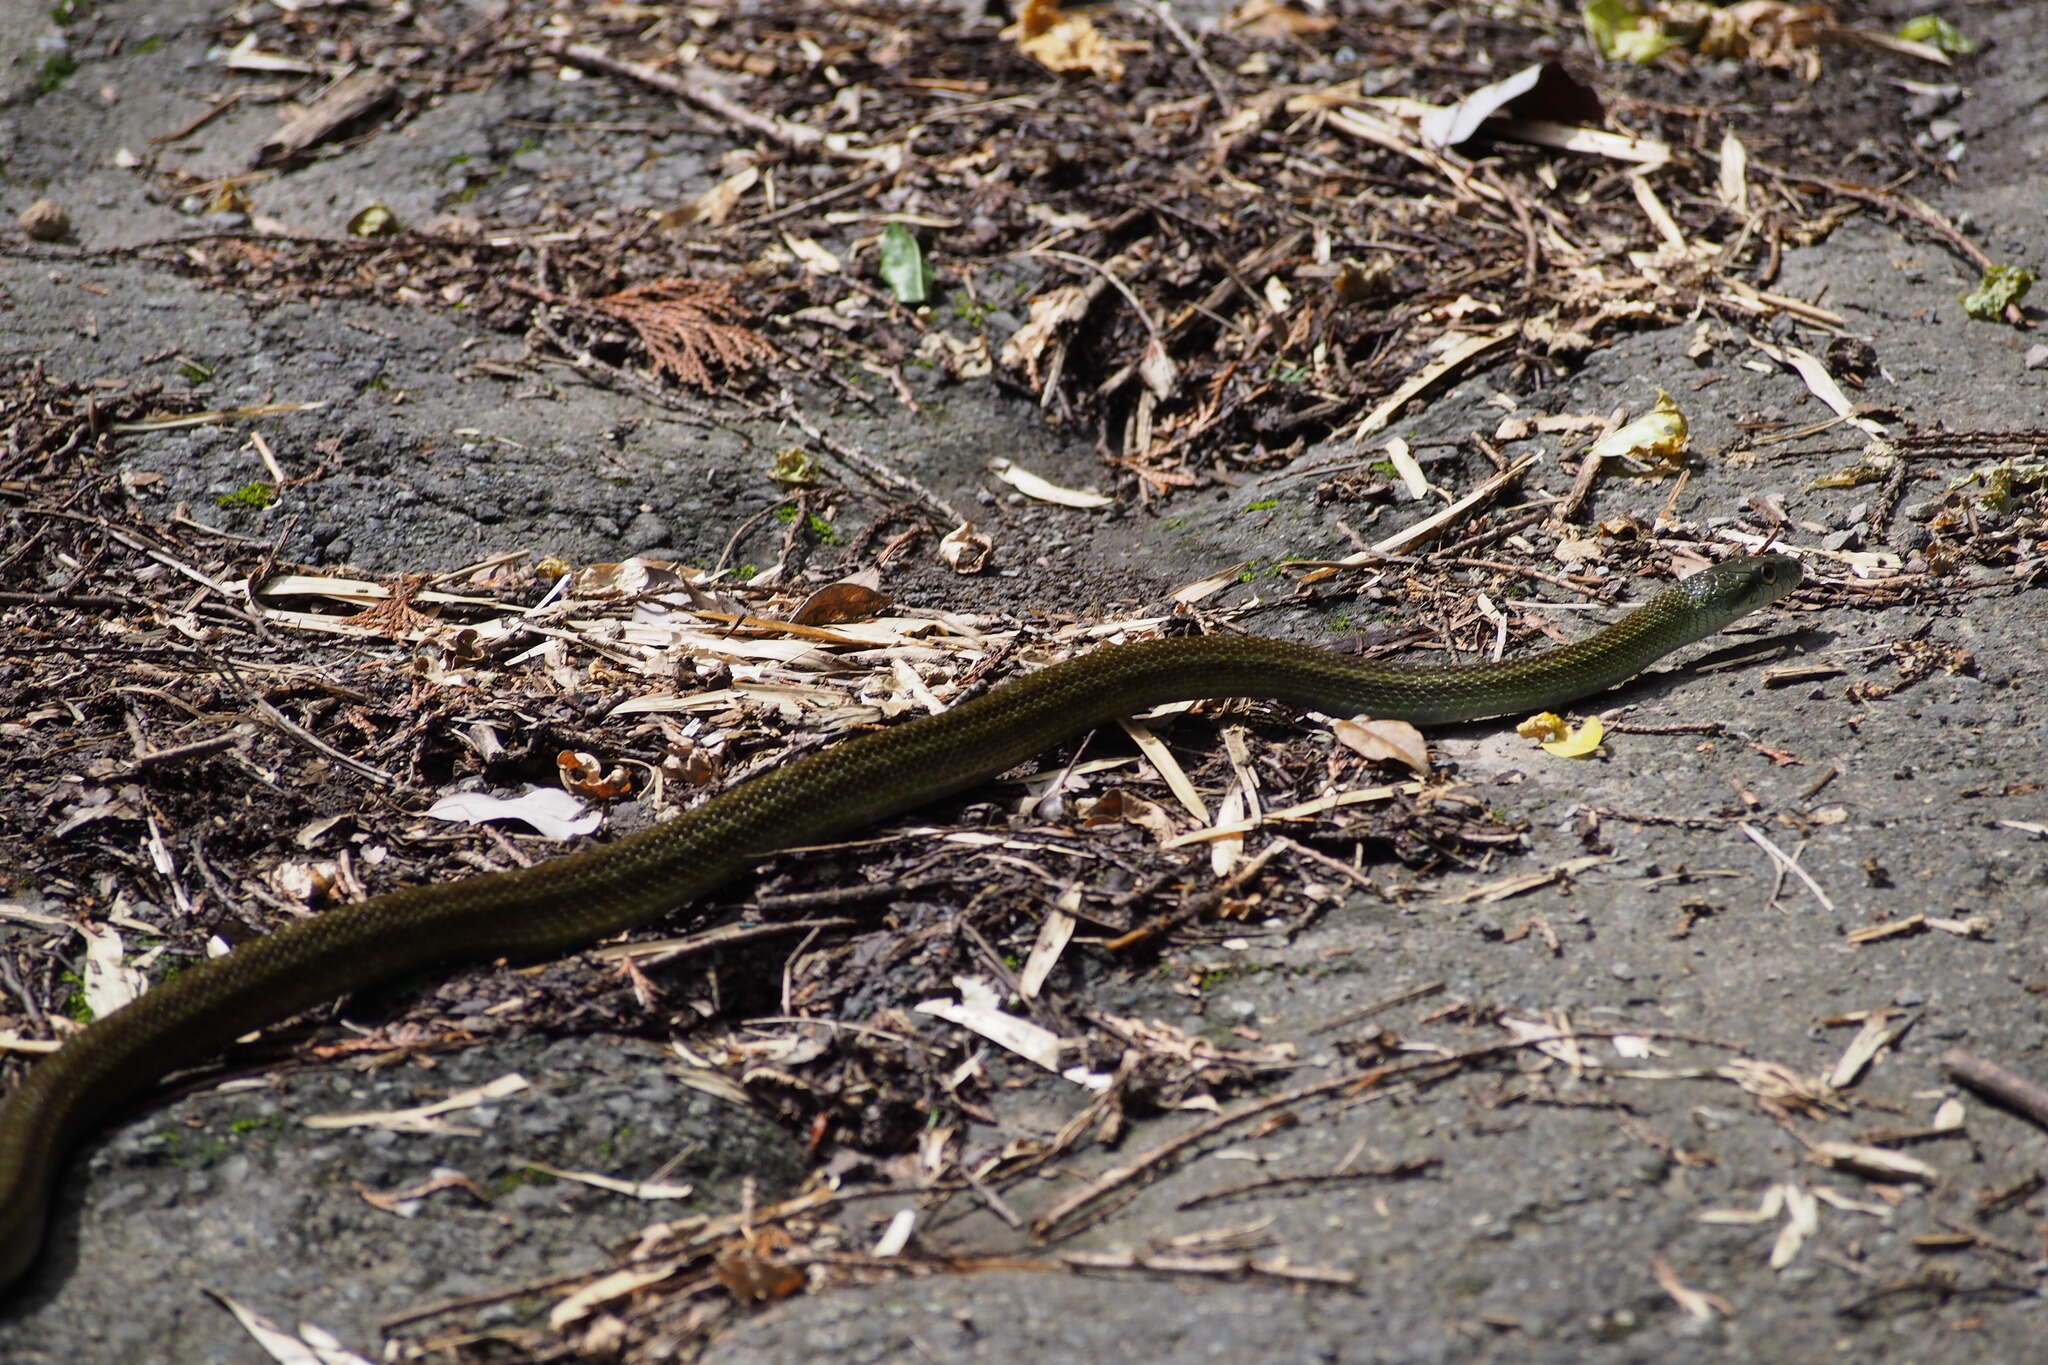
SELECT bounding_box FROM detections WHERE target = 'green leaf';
[770,446,818,484]
[1581,0,1679,65]
[1898,15,1976,55]
[879,223,932,305]
[1960,264,2034,322]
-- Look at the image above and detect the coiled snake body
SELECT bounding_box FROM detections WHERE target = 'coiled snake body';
[0,554,1798,1293]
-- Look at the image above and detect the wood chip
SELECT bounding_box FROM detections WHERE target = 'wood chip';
[256,72,397,166]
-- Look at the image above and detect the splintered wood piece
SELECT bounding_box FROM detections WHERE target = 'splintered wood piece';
[256,73,397,166]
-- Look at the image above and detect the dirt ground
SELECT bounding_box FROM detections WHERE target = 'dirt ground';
[3,2,2046,1362]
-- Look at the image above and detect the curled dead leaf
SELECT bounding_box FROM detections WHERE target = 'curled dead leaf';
[939,522,993,574]
[558,750,634,800]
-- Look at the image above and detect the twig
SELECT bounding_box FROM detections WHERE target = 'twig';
[726,169,892,231]
[1307,980,1445,1036]
[251,697,398,787]
[1176,1157,1439,1210]
[1131,0,1233,112]
[148,89,246,145]
[773,394,964,526]
[1104,844,1281,952]
[546,41,868,163]
[0,591,133,610]
[1030,248,1165,345]
[1738,822,1835,912]
[129,731,242,773]
[1772,169,2026,327]
[1556,441,1607,522]
[1032,1027,1744,1240]
[1942,1049,2048,1134]
[1361,453,1541,557]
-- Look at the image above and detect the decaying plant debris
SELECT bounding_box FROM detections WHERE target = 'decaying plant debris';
[4,0,2048,1360]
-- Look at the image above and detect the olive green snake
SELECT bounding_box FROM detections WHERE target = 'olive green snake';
[0,553,1798,1293]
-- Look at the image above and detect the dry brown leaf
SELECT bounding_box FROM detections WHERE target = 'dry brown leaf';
[713,1228,806,1303]
[790,576,891,626]
[1331,717,1429,774]
[999,283,1091,383]
[661,164,759,232]
[1227,0,1335,39]
[1700,2,1836,80]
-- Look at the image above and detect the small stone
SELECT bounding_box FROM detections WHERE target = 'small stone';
[19,197,70,242]
[1905,85,1960,120]
[623,509,670,552]
[2024,344,2048,371]
[1894,987,1926,1007]
[1609,962,1636,982]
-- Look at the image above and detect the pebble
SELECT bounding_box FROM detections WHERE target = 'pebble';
[2025,344,2048,371]
[1902,498,1943,522]
[20,197,71,241]
[623,509,670,552]
[1905,85,1961,120]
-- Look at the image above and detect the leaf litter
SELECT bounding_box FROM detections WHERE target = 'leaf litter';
[2,0,2047,1357]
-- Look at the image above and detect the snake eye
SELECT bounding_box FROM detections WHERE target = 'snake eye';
[1759,563,1777,584]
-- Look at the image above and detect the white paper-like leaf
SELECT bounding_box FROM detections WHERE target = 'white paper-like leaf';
[1420,62,1545,148]
[989,458,1113,509]
[210,1290,375,1365]
[81,924,145,1019]
[425,788,601,840]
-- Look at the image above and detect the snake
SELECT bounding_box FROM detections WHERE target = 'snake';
[0,553,1798,1294]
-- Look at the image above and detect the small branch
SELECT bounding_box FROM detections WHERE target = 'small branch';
[773,394,965,527]
[130,731,242,774]
[546,41,866,163]
[1942,1049,2048,1134]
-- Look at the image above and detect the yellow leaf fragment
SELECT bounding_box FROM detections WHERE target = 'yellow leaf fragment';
[1585,387,1688,471]
[1003,0,1126,81]
[1518,711,1605,757]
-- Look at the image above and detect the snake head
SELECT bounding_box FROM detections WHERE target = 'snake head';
[1683,553,1802,627]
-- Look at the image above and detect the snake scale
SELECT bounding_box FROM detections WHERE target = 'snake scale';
[0,553,1798,1293]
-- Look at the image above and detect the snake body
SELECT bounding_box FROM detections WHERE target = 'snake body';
[0,554,1798,1293]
